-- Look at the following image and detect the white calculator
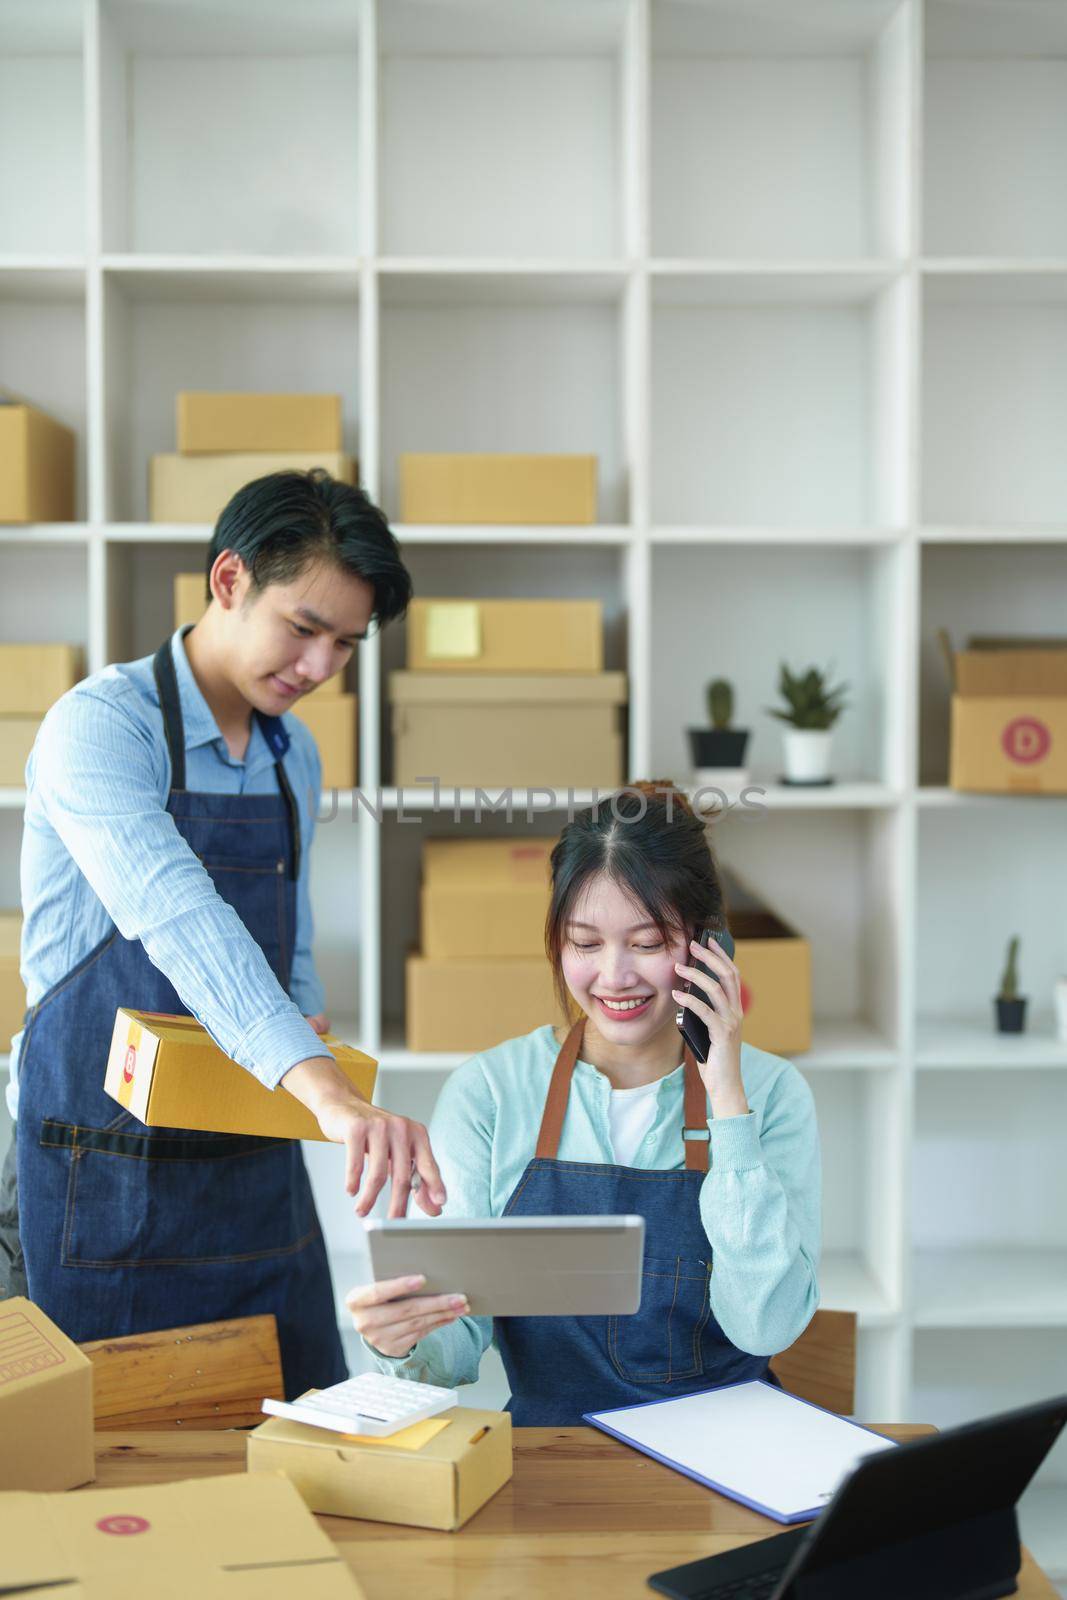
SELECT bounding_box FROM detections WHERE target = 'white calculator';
[261,1372,458,1438]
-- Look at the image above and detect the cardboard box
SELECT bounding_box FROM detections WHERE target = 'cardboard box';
[290,693,358,788]
[0,397,75,523]
[407,598,602,674]
[406,954,557,1052]
[945,637,1067,794]
[104,1009,377,1139]
[0,644,81,716]
[0,1297,94,1491]
[724,873,812,1056]
[173,571,208,630]
[399,452,597,525]
[0,1472,365,1599]
[421,837,554,959]
[0,717,40,787]
[150,451,357,525]
[0,911,26,1048]
[248,1405,512,1531]
[390,671,626,788]
[177,391,342,455]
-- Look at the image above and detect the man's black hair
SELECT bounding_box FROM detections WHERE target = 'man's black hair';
[207,469,412,626]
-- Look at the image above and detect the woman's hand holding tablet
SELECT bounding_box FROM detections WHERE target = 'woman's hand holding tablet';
[346,1273,470,1357]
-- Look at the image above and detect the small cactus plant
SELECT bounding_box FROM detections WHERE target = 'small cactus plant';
[998,936,1021,1001]
[706,678,734,729]
[768,663,848,731]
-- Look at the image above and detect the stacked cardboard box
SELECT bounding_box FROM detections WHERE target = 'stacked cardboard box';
[400,452,597,525]
[150,390,356,524]
[0,913,26,1050]
[390,598,626,788]
[172,573,355,784]
[0,644,82,786]
[406,838,558,1052]
[0,393,75,522]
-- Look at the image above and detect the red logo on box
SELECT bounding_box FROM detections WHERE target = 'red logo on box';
[96,1515,150,1537]
[1001,717,1051,765]
[122,1045,136,1084]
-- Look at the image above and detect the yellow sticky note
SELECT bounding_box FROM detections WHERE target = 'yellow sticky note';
[339,1416,452,1451]
[425,602,481,661]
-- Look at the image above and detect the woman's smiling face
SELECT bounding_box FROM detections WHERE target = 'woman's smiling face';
[560,871,689,1048]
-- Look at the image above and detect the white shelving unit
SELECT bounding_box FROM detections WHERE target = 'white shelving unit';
[2,0,1066,1574]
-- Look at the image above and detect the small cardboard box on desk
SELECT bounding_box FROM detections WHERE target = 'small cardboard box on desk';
[0,1297,94,1491]
[104,1009,376,1139]
[0,1472,365,1599]
[248,1405,512,1531]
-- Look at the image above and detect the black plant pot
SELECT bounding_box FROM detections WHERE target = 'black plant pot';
[995,996,1028,1034]
[687,728,751,768]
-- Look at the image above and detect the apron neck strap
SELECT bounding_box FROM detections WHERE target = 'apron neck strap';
[151,633,301,881]
[534,1018,710,1174]
[152,637,186,792]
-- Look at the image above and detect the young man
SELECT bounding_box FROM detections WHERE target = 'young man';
[0,469,442,1395]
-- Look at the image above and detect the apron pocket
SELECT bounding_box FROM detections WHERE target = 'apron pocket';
[607,1253,712,1384]
[42,1120,320,1269]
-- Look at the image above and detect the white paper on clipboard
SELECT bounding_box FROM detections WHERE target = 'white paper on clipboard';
[585,1379,898,1524]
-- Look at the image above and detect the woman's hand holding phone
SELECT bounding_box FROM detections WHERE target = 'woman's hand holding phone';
[346,1275,469,1357]
[673,936,750,1120]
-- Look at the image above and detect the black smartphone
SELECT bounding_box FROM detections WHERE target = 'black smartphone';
[675,925,735,1064]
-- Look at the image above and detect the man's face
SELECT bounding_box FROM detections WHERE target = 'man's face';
[224,555,374,717]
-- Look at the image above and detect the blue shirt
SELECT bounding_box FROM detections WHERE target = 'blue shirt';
[366,1024,821,1388]
[7,629,328,1119]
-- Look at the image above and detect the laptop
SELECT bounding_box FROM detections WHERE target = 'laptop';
[648,1393,1066,1600]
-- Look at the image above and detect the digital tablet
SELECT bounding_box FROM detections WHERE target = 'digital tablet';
[363,1215,645,1317]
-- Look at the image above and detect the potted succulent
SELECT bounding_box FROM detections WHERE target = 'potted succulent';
[995,936,1027,1034]
[687,679,751,788]
[768,663,848,785]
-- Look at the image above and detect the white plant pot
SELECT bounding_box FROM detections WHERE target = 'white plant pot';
[782,728,834,785]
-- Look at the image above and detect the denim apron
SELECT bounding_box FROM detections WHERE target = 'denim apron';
[497,1019,774,1425]
[16,637,346,1397]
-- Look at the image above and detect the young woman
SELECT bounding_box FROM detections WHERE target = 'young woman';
[349,784,821,1425]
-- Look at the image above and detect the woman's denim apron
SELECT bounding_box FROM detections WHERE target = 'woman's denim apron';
[497,1019,774,1425]
[16,637,345,1397]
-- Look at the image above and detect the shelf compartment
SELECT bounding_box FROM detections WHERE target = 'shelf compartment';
[651,273,912,527]
[377,542,628,789]
[100,271,360,522]
[916,1018,1067,1072]
[710,809,907,1053]
[918,541,1067,787]
[916,807,1067,1026]
[922,273,1067,528]
[924,1,1067,259]
[97,0,363,256]
[650,542,905,788]
[651,0,912,260]
[379,1,625,258]
[0,1,84,255]
[913,1072,1067,1263]
[914,1249,1067,1329]
[380,276,628,525]
[0,275,88,521]
[0,542,90,670]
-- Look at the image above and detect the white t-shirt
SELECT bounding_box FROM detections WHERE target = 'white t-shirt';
[608,1078,662,1167]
